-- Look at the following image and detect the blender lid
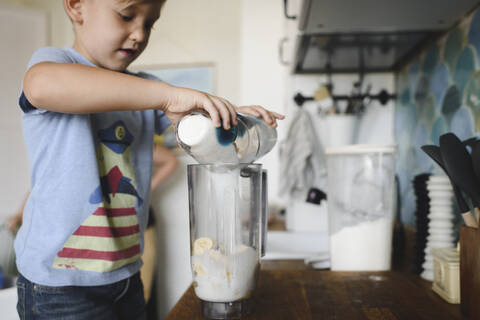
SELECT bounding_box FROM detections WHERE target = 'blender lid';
[325,144,396,155]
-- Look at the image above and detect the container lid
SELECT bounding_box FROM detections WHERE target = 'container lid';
[431,247,459,263]
[325,144,396,155]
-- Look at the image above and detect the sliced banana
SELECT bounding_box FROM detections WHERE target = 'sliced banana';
[209,249,222,262]
[193,237,213,256]
[193,261,206,276]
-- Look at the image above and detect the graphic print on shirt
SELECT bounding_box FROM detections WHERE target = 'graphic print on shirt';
[53,121,143,272]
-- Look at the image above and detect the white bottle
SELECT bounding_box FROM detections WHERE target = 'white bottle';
[176,112,277,164]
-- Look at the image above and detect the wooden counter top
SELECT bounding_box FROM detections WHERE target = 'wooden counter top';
[166,260,464,320]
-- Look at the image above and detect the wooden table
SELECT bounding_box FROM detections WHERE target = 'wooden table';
[166,260,464,320]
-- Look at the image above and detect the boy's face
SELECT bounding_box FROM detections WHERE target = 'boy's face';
[74,0,163,71]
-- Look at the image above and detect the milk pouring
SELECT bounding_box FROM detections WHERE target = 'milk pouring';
[176,112,277,164]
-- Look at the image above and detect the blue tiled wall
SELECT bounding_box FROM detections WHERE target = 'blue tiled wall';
[396,9,480,225]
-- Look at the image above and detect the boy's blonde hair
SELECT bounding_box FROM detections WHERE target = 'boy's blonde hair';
[65,0,166,22]
[117,0,166,4]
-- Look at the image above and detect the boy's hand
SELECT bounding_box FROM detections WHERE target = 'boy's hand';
[236,105,285,128]
[163,87,238,129]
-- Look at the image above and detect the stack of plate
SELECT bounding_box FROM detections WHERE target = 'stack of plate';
[421,175,455,281]
[412,173,431,274]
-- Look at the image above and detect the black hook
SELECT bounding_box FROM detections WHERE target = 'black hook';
[283,0,297,20]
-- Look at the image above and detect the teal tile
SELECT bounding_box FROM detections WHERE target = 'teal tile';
[395,102,418,144]
[464,70,480,130]
[453,45,477,98]
[430,116,448,145]
[468,8,480,64]
[422,45,440,76]
[413,124,433,174]
[418,94,436,130]
[444,27,465,75]
[399,88,411,105]
[396,70,409,94]
[408,59,420,99]
[430,62,450,109]
[441,84,462,116]
[414,74,430,104]
[450,106,475,140]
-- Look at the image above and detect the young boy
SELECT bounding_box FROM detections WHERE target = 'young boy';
[15,0,284,319]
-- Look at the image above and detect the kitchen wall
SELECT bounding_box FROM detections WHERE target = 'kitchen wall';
[395,8,480,226]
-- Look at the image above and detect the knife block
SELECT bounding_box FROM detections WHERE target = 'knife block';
[460,225,480,318]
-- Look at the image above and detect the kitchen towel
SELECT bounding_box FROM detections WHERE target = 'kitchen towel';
[279,109,327,198]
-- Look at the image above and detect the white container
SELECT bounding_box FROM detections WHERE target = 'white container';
[286,201,328,232]
[432,247,460,304]
[319,114,359,148]
[326,144,396,271]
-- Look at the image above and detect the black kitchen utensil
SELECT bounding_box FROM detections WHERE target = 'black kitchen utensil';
[471,141,480,223]
[392,175,405,269]
[463,137,479,151]
[421,144,478,227]
[440,133,480,203]
[471,141,480,183]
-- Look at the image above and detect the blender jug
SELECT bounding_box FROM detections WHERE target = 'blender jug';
[187,164,263,319]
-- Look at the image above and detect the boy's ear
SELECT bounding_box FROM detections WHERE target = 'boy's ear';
[64,0,84,24]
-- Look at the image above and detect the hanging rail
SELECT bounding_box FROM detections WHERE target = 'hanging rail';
[293,90,397,107]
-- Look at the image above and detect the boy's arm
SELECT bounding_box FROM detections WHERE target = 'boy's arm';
[24,62,237,128]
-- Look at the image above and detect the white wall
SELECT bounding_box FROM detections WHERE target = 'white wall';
[133,0,242,103]
[0,3,47,221]
[240,0,289,206]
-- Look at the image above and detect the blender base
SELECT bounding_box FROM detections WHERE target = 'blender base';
[201,299,253,319]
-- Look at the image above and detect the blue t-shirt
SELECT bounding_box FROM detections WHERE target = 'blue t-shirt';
[14,47,171,286]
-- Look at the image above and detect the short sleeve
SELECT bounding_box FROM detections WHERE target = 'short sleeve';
[27,47,74,69]
[19,47,75,114]
[154,110,171,135]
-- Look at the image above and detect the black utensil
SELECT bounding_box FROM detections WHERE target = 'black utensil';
[440,133,480,227]
[471,141,480,183]
[470,141,480,220]
[392,175,405,269]
[421,144,478,227]
[463,137,479,151]
[440,133,480,200]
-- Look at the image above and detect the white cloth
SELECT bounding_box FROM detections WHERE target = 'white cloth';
[279,109,327,198]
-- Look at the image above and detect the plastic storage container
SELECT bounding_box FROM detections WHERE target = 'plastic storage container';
[176,113,277,164]
[187,164,264,319]
[326,144,396,271]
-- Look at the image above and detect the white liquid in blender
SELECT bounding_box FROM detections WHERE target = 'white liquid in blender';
[192,243,258,302]
[192,169,258,302]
